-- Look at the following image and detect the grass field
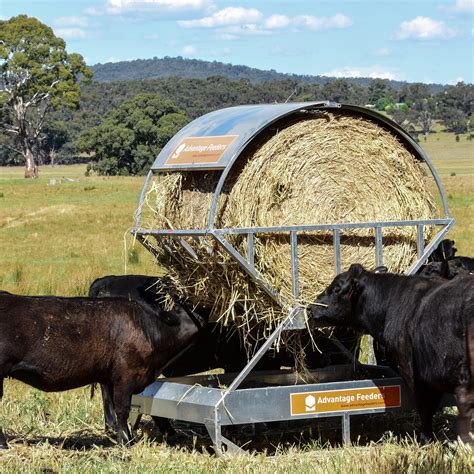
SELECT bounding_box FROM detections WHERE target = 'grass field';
[0,134,472,472]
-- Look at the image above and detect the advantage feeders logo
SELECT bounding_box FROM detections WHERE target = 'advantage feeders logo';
[165,135,238,165]
[290,386,401,416]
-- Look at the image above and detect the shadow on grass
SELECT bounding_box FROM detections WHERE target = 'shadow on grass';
[9,429,117,451]
[5,409,459,455]
[139,408,459,455]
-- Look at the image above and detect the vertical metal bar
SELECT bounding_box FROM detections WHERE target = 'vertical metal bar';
[406,220,455,275]
[290,231,299,301]
[134,169,154,227]
[342,413,351,446]
[247,232,254,267]
[375,226,383,267]
[333,229,341,275]
[417,224,424,259]
[205,408,224,456]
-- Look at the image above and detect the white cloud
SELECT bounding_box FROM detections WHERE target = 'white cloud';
[322,66,402,81]
[54,16,89,27]
[178,7,262,28]
[55,28,88,39]
[213,23,271,39]
[106,0,214,14]
[451,0,474,13]
[394,16,455,40]
[180,9,352,39]
[264,14,290,30]
[293,14,352,31]
[182,44,197,55]
[84,6,103,16]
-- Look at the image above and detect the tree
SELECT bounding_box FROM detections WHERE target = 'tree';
[0,15,92,177]
[437,82,473,134]
[410,97,437,137]
[367,79,395,105]
[396,83,436,136]
[321,79,368,105]
[41,119,69,166]
[78,93,189,175]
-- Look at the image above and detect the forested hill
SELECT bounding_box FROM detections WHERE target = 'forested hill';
[91,56,444,93]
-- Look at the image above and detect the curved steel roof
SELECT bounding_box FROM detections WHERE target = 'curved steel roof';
[148,102,450,220]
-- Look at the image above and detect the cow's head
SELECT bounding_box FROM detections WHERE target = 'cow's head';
[308,263,365,327]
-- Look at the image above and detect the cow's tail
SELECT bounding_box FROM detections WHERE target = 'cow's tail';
[90,383,96,400]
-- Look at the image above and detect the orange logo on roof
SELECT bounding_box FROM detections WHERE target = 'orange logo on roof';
[165,135,238,165]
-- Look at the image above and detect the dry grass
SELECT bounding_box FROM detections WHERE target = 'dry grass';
[0,379,472,473]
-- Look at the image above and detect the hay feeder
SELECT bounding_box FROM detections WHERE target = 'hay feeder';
[128,102,454,454]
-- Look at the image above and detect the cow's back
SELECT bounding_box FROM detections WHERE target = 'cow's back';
[0,293,151,391]
[89,275,159,299]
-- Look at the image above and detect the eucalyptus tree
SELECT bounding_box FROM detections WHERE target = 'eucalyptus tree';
[0,15,92,177]
[78,93,189,175]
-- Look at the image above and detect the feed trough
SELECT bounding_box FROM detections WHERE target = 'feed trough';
[129,102,454,454]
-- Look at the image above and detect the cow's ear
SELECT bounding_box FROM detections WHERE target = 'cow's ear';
[348,263,364,277]
[349,278,362,301]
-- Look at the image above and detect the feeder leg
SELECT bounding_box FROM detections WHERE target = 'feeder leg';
[205,411,223,456]
[342,413,351,446]
[128,411,142,431]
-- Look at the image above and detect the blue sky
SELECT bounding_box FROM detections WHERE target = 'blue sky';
[2,0,473,84]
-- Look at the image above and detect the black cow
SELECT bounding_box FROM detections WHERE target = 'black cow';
[308,264,473,444]
[423,238,474,276]
[418,259,472,280]
[0,292,205,447]
[89,275,360,432]
[428,239,457,262]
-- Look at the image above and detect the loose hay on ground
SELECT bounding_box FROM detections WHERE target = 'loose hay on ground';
[141,111,438,356]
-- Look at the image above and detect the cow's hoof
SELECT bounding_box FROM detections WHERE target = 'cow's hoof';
[0,443,9,450]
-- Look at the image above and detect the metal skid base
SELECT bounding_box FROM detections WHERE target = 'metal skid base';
[129,365,414,455]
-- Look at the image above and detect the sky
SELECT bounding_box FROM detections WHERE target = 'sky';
[2,0,473,84]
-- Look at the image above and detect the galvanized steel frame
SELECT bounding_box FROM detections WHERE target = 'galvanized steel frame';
[130,103,454,455]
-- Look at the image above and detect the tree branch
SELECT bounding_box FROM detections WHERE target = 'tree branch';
[0,142,22,155]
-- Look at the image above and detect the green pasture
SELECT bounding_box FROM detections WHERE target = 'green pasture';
[423,132,473,176]
[0,165,156,296]
[0,134,472,471]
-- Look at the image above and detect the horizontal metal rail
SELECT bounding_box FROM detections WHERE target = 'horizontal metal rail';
[131,218,453,238]
[212,218,453,234]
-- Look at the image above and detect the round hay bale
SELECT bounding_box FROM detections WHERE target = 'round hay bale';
[142,111,438,352]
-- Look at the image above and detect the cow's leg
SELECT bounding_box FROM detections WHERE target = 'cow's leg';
[0,377,7,449]
[455,384,473,445]
[415,384,442,444]
[101,384,118,433]
[113,386,133,445]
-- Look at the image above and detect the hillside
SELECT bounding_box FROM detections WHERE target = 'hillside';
[91,56,445,93]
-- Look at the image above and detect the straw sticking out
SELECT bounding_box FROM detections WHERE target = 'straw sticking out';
[141,111,438,357]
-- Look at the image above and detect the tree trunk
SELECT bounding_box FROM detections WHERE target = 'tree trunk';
[23,145,38,178]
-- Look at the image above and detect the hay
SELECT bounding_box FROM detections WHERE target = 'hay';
[141,111,438,355]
